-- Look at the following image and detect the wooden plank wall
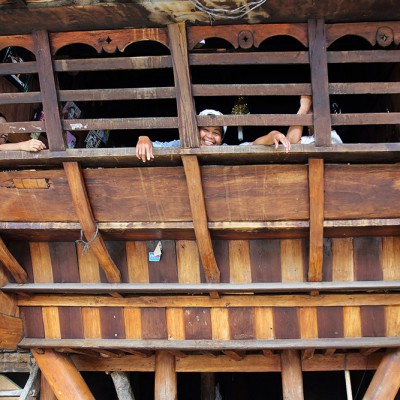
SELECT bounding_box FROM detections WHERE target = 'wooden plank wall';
[6,236,400,285]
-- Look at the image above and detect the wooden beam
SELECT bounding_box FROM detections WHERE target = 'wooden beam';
[32,30,65,151]
[0,236,27,283]
[308,158,324,282]
[154,351,177,400]
[0,313,23,349]
[363,349,400,400]
[31,348,94,400]
[181,155,220,284]
[110,372,135,400]
[281,350,304,400]
[63,162,121,283]
[40,374,57,400]
[19,337,400,352]
[308,19,331,146]
[200,373,215,400]
[19,363,40,400]
[168,23,199,148]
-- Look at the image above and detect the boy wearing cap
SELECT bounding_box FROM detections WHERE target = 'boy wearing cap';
[136,109,290,162]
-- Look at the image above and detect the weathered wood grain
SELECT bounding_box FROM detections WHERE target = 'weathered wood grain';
[229,240,251,283]
[298,307,318,339]
[30,242,54,283]
[77,246,101,283]
[254,307,275,339]
[59,307,83,339]
[331,238,354,281]
[155,351,177,400]
[281,239,306,282]
[0,313,22,349]
[166,308,185,340]
[343,306,362,338]
[81,307,101,339]
[184,308,212,340]
[42,307,61,339]
[141,308,167,339]
[123,308,142,339]
[250,239,281,282]
[176,240,200,284]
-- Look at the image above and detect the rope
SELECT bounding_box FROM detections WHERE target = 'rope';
[189,0,267,21]
[76,225,99,255]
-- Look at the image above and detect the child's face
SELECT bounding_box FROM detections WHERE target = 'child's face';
[0,117,8,144]
[199,126,223,146]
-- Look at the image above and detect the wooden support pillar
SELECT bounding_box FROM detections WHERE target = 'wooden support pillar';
[200,373,216,400]
[281,350,304,400]
[0,235,27,283]
[40,374,57,400]
[154,351,177,400]
[168,22,199,148]
[63,162,121,283]
[308,158,324,282]
[363,349,400,400]
[32,349,94,400]
[32,30,65,151]
[110,372,135,400]
[308,19,331,146]
[181,155,220,285]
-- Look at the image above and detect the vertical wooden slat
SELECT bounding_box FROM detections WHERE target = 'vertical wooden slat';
[182,155,220,283]
[0,236,27,283]
[361,306,385,337]
[354,237,383,281]
[49,242,80,283]
[166,308,185,340]
[281,350,304,400]
[42,307,61,339]
[82,307,102,339]
[385,306,400,337]
[155,351,177,400]
[254,307,275,339]
[176,240,200,283]
[229,307,255,340]
[100,308,125,339]
[77,247,101,283]
[59,307,83,339]
[317,307,344,338]
[63,162,121,283]
[32,30,65,151]
[141,308,167,339]
[168,22,199,148]
[213,241,230,283]
[381,237,400,280]
[30,242,53,283]
[211,308,230,340]
[184,308,212,340]
[281,239,305,282]
[274,308,300,339]
[124,308,142,339]
[363,349,400,400]
[32,349,94,400]
[308,19,331,146]
[332,238,354,281]
[126,241,149,283]
[147,240,178,283]
[298,307,318,339]
[343,306,362,338]
[229,240,251,283]
[250,239,282,282]
[21,306,45,338]
[308,158,324,282]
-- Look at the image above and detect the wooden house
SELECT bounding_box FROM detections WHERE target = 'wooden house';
[0,0,399,398]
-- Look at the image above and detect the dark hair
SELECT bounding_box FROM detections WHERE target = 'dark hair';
[0,112,6,121]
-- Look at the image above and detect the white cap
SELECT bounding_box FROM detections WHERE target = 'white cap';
[199,109,227,136]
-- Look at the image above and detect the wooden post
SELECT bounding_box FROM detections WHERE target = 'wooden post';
[181,155,220,284]
[110,372,135,400]
[168,23,199,148]
[154,351,177,400]
[40,374,57,400]
[308,158,324,282]
[32,30,65,151]
[63,162,121,283]
[363,349,400,400]
[308,19,331,146]
[0,236,27,283]
[32,349,94,400]
[200,373,216,400]
[281,350,304,400]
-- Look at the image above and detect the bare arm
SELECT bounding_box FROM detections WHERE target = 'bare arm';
[0,139,46,152]
[286,95,312,144]
[250,130,291,153]
[136,135,154,162]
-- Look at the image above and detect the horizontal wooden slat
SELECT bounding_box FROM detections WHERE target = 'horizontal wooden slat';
[53,56,172,72]
[18,337,400,351]
[190,52,310,65]
[192,83,312,96]
[329,82,400,95]
[0,121,45,134]
[0,92,41,104]
[4,280,400,294]
[16,294,400,307]
[328,50,400,63]
[0,61,37,75]
[332,112,400,125]
[58,87,176,102]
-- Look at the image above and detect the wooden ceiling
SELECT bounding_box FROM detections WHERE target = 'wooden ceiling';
[0,0,399,35]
